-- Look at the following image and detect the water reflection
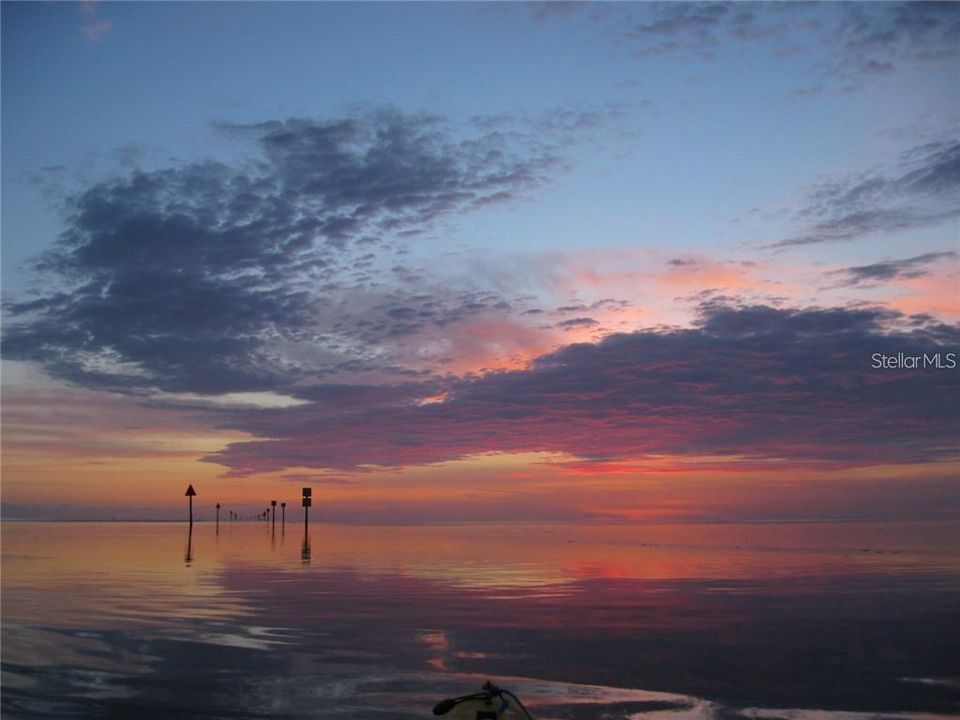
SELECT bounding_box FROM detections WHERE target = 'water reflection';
[184,524,193,566]
[301,532,311,565]
[2,521,959,719]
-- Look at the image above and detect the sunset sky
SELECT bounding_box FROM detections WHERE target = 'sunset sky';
[2,1,958,522]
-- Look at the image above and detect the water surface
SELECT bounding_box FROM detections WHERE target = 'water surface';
[2,520,958,719]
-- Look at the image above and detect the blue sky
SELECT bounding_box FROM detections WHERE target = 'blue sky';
[2,2,958,521]
[5,1,956,290]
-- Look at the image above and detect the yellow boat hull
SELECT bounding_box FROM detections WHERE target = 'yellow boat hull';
[441,696,529,719]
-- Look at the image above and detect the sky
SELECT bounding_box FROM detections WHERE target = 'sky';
[1,1,958,523]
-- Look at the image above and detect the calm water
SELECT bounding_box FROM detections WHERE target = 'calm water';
[2,520,958,719]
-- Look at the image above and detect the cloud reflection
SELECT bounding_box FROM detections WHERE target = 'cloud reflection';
[3,521,958,718]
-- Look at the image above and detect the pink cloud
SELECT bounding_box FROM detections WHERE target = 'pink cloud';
[396,315,559,374]
[83,19,114,43]
[81,1,114,43]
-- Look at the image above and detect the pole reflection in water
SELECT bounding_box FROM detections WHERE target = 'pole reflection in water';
[301,531,311,565]
[184,524,193,566]
[301,488,313,565]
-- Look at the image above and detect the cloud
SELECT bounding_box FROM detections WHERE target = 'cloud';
[771,140,960,248]
[207,303,959,476]
[619,2,810,63]
[81,1,114,43]
[2,109,582,395]
[624,2,734,58]
[826,251,957,288]
[557,317,599,331]
[0,361,247,467]
[528,2,589,27]
[279,473,355,486]
[216,110,560,231]
[827,2,960,83]
[613,3,959,88]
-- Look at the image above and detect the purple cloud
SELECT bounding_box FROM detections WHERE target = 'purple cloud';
[206,303,959,476]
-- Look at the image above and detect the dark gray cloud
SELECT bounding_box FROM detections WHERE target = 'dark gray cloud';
[772,140,960,248]
[218,109,560,232]
[625,2,735,58]
[827,2,960,83]
[208,303,960,476]
[557,317,599,330]
[826,251,957,288]
[528,2,591,27]
[612,2,958,88]
[2,109,575,395]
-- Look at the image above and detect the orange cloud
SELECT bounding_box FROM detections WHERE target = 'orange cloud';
[402,316,558,374]
[1,362,252,513]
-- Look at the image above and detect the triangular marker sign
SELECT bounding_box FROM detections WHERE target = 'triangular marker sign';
[185,484,197,497]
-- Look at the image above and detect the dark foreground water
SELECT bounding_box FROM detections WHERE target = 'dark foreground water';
[2,520,958,719]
